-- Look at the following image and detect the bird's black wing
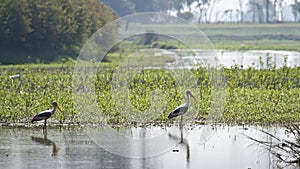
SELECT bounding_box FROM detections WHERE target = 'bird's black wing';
[31,111,52,122]
[168,107,181,119]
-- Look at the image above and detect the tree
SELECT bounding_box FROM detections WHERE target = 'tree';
[0,0,117,64]
[238,0,244,23]
[266,0,270,23]
[155,0,173,12]
[177,11,194,21]
[248,0,265,23]
[292,0,300,22]
[172,0,187,11]
[101,0,135,17]
[102,0,173,17]
[171,0,220,23]
[247,0,275,23]
[130,0,155,12]
[273,0,284,22]
[0,0,33,44]
[207,0,221,23]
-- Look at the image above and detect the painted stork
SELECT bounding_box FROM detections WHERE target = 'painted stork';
[168,90,196,120]
[168,90,196,134]
[31,102,62,130]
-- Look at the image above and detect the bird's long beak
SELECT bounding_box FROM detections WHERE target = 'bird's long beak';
[190,94,197,100]
[57,105,62,112]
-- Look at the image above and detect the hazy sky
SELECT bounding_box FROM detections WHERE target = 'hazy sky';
[215,0,294,11]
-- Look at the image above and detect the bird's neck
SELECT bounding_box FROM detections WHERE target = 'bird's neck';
[52,106,56,114]
[186,94,190,106]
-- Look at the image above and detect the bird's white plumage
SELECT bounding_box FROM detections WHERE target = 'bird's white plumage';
[31,102,60,123]
[9,71,24,80]
[168,91,195,119]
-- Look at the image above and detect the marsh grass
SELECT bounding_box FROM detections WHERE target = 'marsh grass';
[1,59,300,125]
[246,124,300,168]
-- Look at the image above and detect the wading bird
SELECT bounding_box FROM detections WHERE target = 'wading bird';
[31,102,62,130]
[168,90,196,120]
[168,91,196,129]
[9,69,24,82]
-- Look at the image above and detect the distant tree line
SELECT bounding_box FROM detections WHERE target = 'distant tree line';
[292,0,300,22]
[101,0,172,16]
[102,0,300,23]
[247,0,300,23]
[0,0,116,64]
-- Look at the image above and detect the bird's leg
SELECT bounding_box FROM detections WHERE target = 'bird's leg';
[180,115,183,143]
[43,119,47,131]
[179,115,183,130]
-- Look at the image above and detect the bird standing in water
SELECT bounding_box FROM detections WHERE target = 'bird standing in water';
[168,90,196,142]
[31,102,62,130]
[168,90,196,120]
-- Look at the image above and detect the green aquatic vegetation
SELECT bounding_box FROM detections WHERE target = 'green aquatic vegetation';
[1,63,300,125]
[0,66,75,123]
[223,66,300,124]
[223,88,300,124]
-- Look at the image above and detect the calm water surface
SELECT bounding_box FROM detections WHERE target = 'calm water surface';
[0,125,294,169]
[163,50,300,69]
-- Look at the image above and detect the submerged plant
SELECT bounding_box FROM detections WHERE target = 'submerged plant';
[246,124,300,168]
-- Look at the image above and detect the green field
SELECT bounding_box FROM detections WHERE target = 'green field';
[199,23,300,52]
[133,23,300,52]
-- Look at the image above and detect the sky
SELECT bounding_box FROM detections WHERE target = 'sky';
[215,0,295,11]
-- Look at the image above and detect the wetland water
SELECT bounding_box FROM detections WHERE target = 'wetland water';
[164,50,300,69]
[0,125,292,169]
[2,49,299,169]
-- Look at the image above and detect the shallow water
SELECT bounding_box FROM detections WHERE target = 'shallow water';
[164,50,300,69]
[216,50,300,69]
[1,125,297,169]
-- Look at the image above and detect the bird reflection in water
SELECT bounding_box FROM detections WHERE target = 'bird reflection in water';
[31,133,58,156]
[168,127,190,164]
